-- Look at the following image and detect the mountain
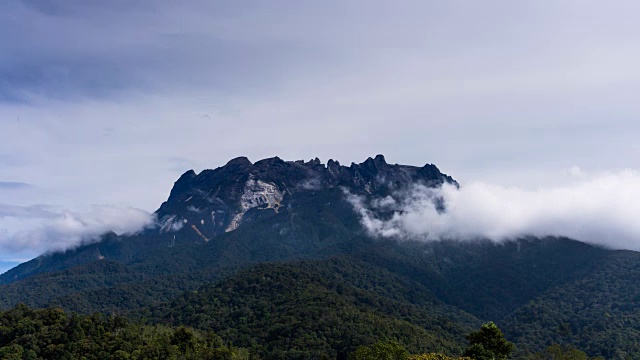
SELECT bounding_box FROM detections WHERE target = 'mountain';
[0,154,453,284]
[1,155,639,359]
[0,155,455,314]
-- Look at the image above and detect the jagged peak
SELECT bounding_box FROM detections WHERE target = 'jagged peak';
[359,155,390,170]
[178,169,197,179]
[226,156,252,166]
[254,156,285,166]
[422,163,439,170]
[306,157,322,166]
[228,155,390,169]
[163,154,455,209]
[166,169,198,201]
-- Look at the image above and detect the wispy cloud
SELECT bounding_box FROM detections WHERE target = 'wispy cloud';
[0,182,32,190]
[347,170,640,250]
[0,204,155,254]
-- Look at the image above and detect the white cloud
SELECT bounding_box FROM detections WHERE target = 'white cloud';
[0,204,155,254]
[348,170,640,250]
[568,166,585,178]
[299,178,323,191]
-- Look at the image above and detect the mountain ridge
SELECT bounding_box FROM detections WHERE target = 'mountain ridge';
[1,155,454,284]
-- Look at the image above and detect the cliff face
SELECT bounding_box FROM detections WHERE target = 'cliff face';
[155,155,455,243]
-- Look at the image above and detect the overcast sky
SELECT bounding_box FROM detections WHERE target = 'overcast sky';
[1,1,640,273]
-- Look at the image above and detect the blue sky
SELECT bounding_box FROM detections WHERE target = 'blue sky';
[1,0,640,273]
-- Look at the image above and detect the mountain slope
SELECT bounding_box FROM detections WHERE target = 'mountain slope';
[501,249,640,358]
[147,257,482,359]
[0,188,366,312]
[357,237,608,321]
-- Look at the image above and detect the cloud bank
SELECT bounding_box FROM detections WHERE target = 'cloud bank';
[348,170,640,250]
[0,205,155,254]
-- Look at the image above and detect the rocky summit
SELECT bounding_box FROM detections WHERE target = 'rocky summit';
[156,155,455,242]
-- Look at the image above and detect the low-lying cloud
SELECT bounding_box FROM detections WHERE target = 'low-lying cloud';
[347,170,640,250]
[0,204,155,254]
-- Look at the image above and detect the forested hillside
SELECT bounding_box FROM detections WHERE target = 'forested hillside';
[502,250,640,358]
[148,258,481,358]
[0,304,253,359]
[3,237,640,358]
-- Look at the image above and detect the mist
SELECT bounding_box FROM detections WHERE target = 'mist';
[347,170,640,250]
[0,205,155,254]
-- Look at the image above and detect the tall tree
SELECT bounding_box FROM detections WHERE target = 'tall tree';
[463,322,514,360]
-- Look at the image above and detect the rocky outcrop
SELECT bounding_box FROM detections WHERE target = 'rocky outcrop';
[155,155,456,241]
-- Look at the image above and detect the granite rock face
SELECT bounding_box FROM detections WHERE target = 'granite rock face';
[155,155,456,240]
